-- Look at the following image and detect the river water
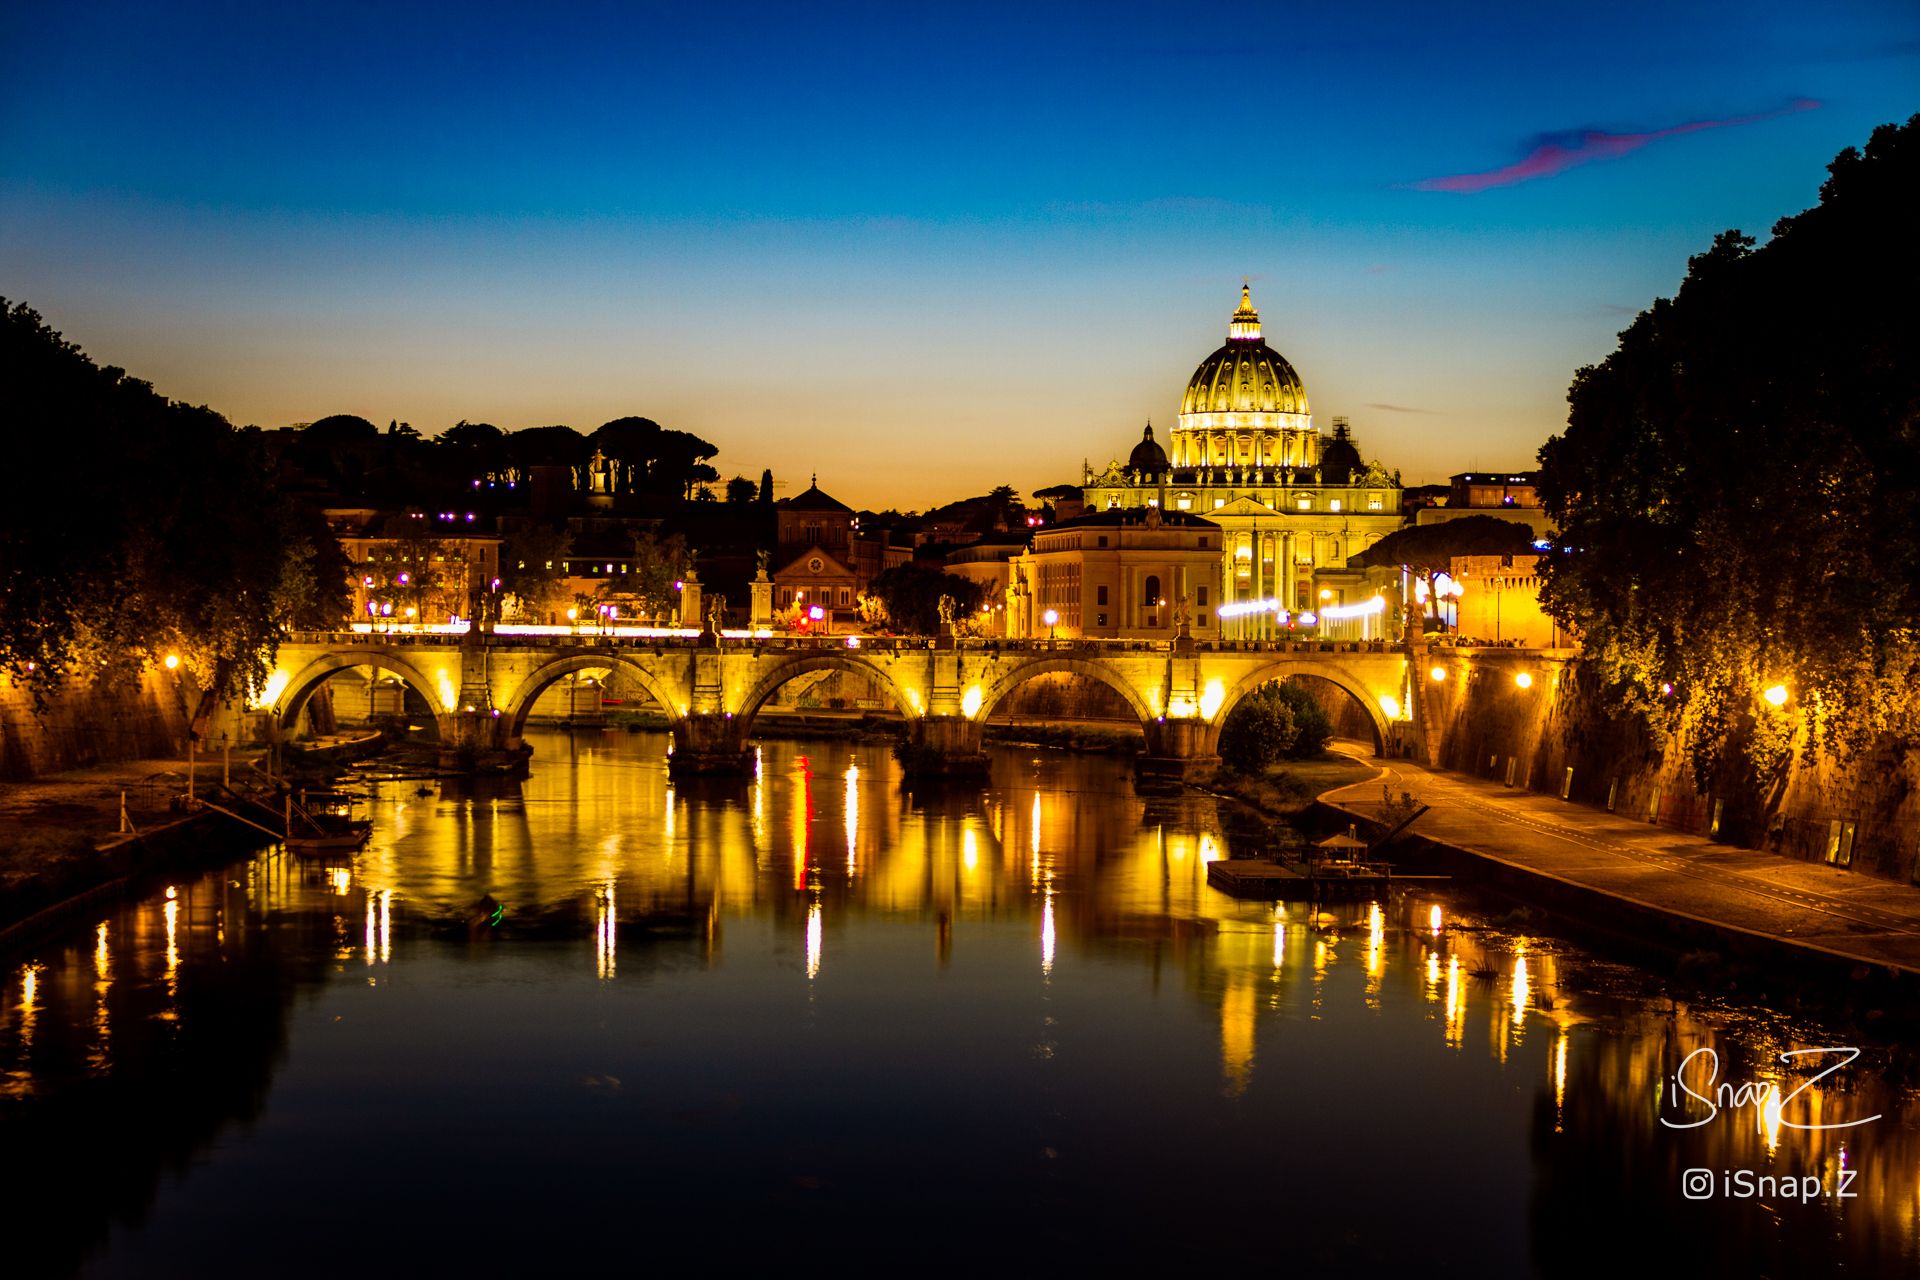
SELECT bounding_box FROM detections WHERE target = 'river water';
[1,731,1916,1277]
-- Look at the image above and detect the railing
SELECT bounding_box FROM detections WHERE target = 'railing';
[282,629,1416,658]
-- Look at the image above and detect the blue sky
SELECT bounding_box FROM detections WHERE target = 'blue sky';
[2,1,1914,507]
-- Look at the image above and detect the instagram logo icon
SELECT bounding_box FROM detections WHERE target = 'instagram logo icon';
[1682,1169,1715,1200]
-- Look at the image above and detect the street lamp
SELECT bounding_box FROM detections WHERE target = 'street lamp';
[1043,607,1059,645]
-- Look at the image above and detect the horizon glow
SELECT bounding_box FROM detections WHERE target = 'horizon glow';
[1,2,1914,509]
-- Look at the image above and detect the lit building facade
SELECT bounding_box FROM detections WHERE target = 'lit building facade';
[771,477,907,625]
[1412,471,1553,538]
[1077,286,1403,638]
[1006,507,1223,640]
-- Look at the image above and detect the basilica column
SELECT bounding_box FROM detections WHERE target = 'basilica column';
[1246,532,1260,640]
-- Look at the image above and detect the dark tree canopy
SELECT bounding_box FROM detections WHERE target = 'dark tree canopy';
[591,416,720,497]
[863,565,984,635]
[304,413,380,443]
[1538,114,1920,798]
[1,301,347,702]
[508,424,590,469]
[1347,516,1537,571]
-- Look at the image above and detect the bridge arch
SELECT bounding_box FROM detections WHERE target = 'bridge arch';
[974,656,1158,739]
[277,652,448,736]
[501,652,689,740]
[733,654,917,739]
[1210,661,1394,755]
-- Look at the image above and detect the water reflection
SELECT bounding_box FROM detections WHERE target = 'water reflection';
[0,730,1913,1275]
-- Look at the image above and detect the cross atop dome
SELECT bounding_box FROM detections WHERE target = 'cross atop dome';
[1228,281,1261,342]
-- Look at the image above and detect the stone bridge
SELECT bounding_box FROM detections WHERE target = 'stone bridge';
[261,630,1425,778]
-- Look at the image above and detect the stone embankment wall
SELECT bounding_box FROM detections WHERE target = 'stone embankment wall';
[0,668,198,779]
[1417,646,1920,885]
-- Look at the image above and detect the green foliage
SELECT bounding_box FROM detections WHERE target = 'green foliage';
[1537,115,1920,799]
[1349,516,1537,572]
[0,300,342,704]
[1350,515,1537,623]
[1218,684,1298,773]
[864,565,985,635]
[1268,681,1334,757]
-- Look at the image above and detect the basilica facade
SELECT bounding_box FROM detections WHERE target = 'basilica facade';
[1074,285,1403,639]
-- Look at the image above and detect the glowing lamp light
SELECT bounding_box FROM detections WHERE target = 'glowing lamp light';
[566,608,578,620]
[1319,596,1386,620]
[1514,672,1533,690]
[1660,682,1674,696]
[1319,589,1333,601]
[251,669,289,711]
[1042,608,1059,627]
[808,605,825,621]
[1763,683,1789,708]
[1379,695,1402,721]
[1297,611,1317,625]
[1199,679,1226,720]
[1429,665,1447,682]
[845,635,860,649]
[961,686,983,719]
[163,653,180,671]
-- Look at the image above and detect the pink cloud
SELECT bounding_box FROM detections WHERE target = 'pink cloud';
[1414,98,1820,193]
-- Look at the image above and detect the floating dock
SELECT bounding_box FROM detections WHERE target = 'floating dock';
[1207,858,1392,901]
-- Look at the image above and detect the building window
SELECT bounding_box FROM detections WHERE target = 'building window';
[1329,499,1342,513]
[1144,574,1162,606]
[1296,496,1313,511]
[1096,585,1108,606]
[1096,613,1107,627]
[1197,586,1209,609]
[1214,499,1226,510]
[1367,493,1383,510]
[1198,536,1209,548]
[1097,536,1108,548]
[1175,493,1192,510]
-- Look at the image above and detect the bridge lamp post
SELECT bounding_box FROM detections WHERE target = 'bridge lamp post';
[1043,608,1059,646]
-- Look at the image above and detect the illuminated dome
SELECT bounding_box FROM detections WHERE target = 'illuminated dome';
[1171,284,1318,470]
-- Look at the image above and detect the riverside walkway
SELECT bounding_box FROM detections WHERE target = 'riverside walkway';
[1321,746,1920,979]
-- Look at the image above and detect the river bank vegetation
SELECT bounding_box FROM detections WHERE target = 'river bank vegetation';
[1538,116,1920,841]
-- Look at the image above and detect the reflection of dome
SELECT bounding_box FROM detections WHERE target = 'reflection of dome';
[1178,284,1309,419]
[1128,423,1168,474]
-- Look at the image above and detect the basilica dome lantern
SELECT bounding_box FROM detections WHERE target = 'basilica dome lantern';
[1173,283,1315,471]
